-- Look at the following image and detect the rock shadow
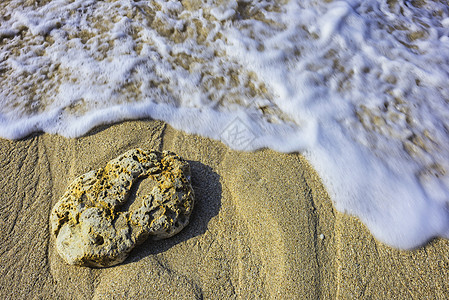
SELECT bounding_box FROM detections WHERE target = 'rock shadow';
[124,160,222,263]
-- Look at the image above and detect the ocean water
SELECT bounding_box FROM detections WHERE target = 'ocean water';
[1,0,449,249]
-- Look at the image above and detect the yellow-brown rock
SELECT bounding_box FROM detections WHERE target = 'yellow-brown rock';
[50,149,194,267]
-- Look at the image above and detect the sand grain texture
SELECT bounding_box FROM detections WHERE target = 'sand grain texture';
[1,120,449,299]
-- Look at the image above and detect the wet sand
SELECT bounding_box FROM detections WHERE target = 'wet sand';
[1,119,448,299]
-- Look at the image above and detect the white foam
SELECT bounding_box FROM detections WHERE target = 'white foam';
[1,0,449,248]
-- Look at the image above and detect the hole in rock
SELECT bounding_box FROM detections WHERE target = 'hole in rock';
[118,175,159,213]
[95,235,104,245]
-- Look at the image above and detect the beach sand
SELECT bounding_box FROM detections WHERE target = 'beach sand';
[1,119,448,299]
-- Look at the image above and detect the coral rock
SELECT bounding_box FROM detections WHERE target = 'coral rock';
[50,149,194,267]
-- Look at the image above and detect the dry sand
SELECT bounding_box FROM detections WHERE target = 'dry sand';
[1,119,448,299]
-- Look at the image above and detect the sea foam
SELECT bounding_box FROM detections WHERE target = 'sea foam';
[1,0,449,249]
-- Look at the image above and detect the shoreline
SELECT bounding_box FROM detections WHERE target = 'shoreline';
[1,119,448,299]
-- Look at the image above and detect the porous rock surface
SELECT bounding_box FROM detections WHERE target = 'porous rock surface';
[50,149,194,267]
